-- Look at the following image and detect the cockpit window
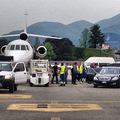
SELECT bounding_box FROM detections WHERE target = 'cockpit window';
[15,45,20,50]
[26,45,29,50]
[6,45,10,50]
[21,45,26,50]
[10,45,15,50]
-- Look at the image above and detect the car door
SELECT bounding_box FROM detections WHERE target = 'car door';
[13,62,27,84]
[86,68,96,82]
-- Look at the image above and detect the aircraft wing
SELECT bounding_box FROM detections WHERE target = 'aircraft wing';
[0,34,19,38]
[28,34,62,39]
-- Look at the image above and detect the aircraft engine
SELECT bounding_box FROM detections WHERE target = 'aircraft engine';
[19,32,28,40]
[37,46,47,58]
[1,45,7,55]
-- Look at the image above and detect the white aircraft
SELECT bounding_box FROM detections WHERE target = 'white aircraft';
[0,12,61,64]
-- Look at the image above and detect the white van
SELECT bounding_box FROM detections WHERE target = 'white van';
[84,57,115,68]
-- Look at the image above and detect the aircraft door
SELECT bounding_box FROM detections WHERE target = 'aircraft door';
[13,63,27,84]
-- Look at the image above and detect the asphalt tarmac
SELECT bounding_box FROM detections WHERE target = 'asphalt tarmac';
[0,81,120,120]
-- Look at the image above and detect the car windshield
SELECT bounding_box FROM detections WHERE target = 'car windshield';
[94,68,102,73]
[100,68,119,74]
[0,63,12,71]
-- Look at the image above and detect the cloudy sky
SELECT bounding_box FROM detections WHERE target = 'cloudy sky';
[0,0,120,35]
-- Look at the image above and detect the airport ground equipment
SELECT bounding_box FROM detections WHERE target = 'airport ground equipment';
[0,56,27,93]
[29,59,49,87]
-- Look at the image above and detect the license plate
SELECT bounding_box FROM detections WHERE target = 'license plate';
[102,81,106,83]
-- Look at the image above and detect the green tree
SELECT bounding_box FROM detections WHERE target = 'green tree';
[79,28,90,48]
[44,42,56,60]
[45,38,74,60]
[89,24,105,48]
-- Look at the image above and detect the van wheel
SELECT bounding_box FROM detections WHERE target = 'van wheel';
[29,81,34,87]
[9,83,14,93]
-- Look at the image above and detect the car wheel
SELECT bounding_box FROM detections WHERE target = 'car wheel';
[116,80,120,88]
[9,82,14,93]
[14,84,18,91]
[93,84,98,88]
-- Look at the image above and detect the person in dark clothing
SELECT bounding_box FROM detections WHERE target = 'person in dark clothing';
[73,62,77,85]
[33,50,38,59]
[71,63,74,84]
[90,62,96,68]
[51,62,59,84]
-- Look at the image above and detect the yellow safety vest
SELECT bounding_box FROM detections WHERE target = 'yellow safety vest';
[60,66,65,74]
[77,66,80,73]
[80,65,83,74]
[80,65,86,73]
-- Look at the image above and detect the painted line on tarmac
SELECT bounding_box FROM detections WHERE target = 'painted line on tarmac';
[7,103,102,112]
[51,117,60,120]
[0,94,31,98]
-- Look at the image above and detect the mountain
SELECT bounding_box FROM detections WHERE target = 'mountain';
[2,13,120,48]
[97,13,120,29]
[4,20,93,47]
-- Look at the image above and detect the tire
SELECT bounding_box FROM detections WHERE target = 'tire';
[14,84,18,91]
[93,84,97,88]
[116,80,120,88]
[45,83,49,87]
[29,81,34,87]
[9,82,14,93]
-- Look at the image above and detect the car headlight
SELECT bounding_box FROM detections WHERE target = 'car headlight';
[112,76,119,81]
[4,75,12,79]
[94,76,98,80]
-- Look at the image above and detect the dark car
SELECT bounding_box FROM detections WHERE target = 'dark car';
[93,67,120,88]
[86,67,102,83]
[107,63,120,67]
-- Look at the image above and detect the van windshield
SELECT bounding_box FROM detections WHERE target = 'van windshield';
[85,62,91,66]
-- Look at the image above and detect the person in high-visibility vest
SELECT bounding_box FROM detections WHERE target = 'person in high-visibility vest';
[81,62,87,82]
[64,63,69,84]
[59,63,66,86]
[77,63,82,83]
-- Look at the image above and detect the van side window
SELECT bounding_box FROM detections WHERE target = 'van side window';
[15,63,25,71]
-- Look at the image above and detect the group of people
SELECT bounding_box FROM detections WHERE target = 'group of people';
[49,62,68,86]
[71,62,87,85]
[49,62,87,86]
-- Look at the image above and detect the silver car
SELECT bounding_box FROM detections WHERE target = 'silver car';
[93,67,120,88]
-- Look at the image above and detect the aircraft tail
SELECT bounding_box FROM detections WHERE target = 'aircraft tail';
[24,10,28,33]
